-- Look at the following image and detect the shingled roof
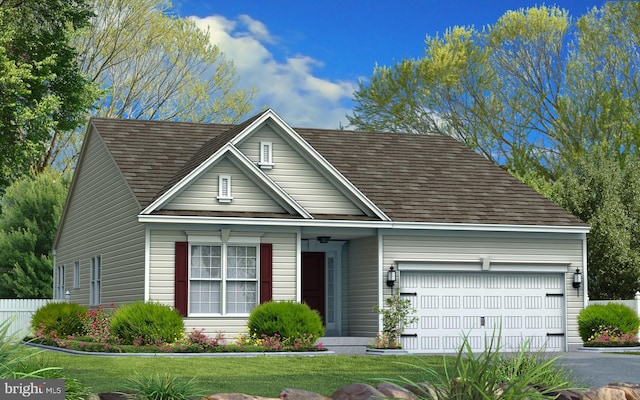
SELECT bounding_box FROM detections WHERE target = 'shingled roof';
[90,117,587,227]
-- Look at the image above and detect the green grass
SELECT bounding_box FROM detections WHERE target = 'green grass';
[33,350,447,397]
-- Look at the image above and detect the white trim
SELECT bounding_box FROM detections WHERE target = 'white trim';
[582,232,589,307]
[397,259,572,273]
[144,226,150,302]
[296,230,302,302]
[138,213,589,235]
[258,141,274,169]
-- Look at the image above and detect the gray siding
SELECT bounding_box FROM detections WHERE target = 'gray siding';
[163,158,286,213]
[382,231,585,350]
[55,128,145,307]
[238,124,364,215]
[148,227,298,339]
[347,236,379,336]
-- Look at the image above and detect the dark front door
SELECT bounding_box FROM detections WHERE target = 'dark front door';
[302,252,326,324]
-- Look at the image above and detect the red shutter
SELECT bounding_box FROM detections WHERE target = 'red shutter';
[175,242,188,317]
[260,243,273,304]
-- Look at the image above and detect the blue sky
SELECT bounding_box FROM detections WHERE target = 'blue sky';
[172,0,606,129]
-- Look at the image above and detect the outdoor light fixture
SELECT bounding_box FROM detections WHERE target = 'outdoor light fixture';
[386,265,397,288]
[317,236,331,244]
[572,268,582,290]
[65,290,71,303]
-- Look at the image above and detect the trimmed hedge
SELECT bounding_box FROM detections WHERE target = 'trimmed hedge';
[31,302,87,337]
[110,302,184,345]
[247,301,324,340]
[577,303,640,342]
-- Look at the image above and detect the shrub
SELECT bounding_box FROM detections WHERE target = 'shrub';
[31,302,87,338]
[110,302,184,345]
[372,295,418,348]
[577,303,640,342]
[124,373,200,400]
[247,301,324,342]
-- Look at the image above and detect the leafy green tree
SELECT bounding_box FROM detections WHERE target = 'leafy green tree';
[350,3,640,299]
[349,3,640,182]
[0,0,97,192]
[75,0,255,120]
[46,0,256,174]
[0,170,69,298]
[550,149,640,299]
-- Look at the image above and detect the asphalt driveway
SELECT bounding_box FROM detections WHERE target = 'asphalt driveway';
[554,351,640,388]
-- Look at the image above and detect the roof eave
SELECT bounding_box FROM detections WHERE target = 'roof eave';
[136,214,589,234]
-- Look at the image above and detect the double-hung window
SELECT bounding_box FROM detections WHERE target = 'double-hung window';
[90,256,101,306]
[55,265,65,300]
[189,238,258,315]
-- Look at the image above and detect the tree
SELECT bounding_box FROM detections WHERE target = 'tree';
[550,149,640,299]
[0,170,69,298]
[349,3,640,299]
[0,0,97,192]
[349,3,640,182]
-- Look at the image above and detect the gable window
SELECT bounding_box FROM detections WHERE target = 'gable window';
[258,142,274,169]
[54,265,65,300]
[90,256,102,306]
[188,238,258,315]
[217,175,233,203]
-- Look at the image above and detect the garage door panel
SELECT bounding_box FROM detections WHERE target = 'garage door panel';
[400,271,565,353]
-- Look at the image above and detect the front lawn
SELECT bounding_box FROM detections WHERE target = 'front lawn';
[34,351,445,397]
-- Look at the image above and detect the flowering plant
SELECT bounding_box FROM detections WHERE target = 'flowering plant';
[585,325,640,347]
[371,332,399,349]
[81,303,118,344]
[235,330,322,351]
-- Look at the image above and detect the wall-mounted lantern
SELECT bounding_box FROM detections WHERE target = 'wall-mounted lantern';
[572,268,582,293]
[317,236,331,244]
[386,266,397,288]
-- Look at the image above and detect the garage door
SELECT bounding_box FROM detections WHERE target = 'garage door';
[399,271,565,353]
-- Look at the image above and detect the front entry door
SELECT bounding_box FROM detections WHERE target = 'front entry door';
[302,252,326,324]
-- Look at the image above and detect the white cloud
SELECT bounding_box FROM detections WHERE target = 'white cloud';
[190,15,357,129]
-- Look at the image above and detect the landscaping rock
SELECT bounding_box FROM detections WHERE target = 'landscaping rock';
[279,388,330,399]
[375,382,418,399]
[606,382,640,400]
[202,394,277,400]
[582,387,627,400]
[330,383,386,400]
[542,388,585,400]
[403,382,439,398]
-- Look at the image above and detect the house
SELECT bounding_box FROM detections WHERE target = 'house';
[52,109,589,353]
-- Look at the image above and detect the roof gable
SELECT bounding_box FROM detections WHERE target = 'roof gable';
[145,144,312,218]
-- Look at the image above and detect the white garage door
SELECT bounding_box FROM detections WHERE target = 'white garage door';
[399,271,565,353]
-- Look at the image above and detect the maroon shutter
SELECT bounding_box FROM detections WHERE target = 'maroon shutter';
[175,242,188,317]
[260,243,273,304]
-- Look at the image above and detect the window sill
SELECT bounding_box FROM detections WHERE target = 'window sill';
[216,196,233,203]
[258,162,274,170]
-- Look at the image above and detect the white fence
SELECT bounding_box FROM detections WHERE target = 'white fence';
[589,292,640,316]
[0,299,53,337]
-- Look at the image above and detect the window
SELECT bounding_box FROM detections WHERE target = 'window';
[90,256,101,306]
[258,142,273,169]
[189,243,258,315]
[54,265,65,300]
[217,175,232,203]
[73,261,80,288]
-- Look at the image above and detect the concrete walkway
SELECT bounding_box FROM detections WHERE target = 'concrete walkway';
[554,351,640,388]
